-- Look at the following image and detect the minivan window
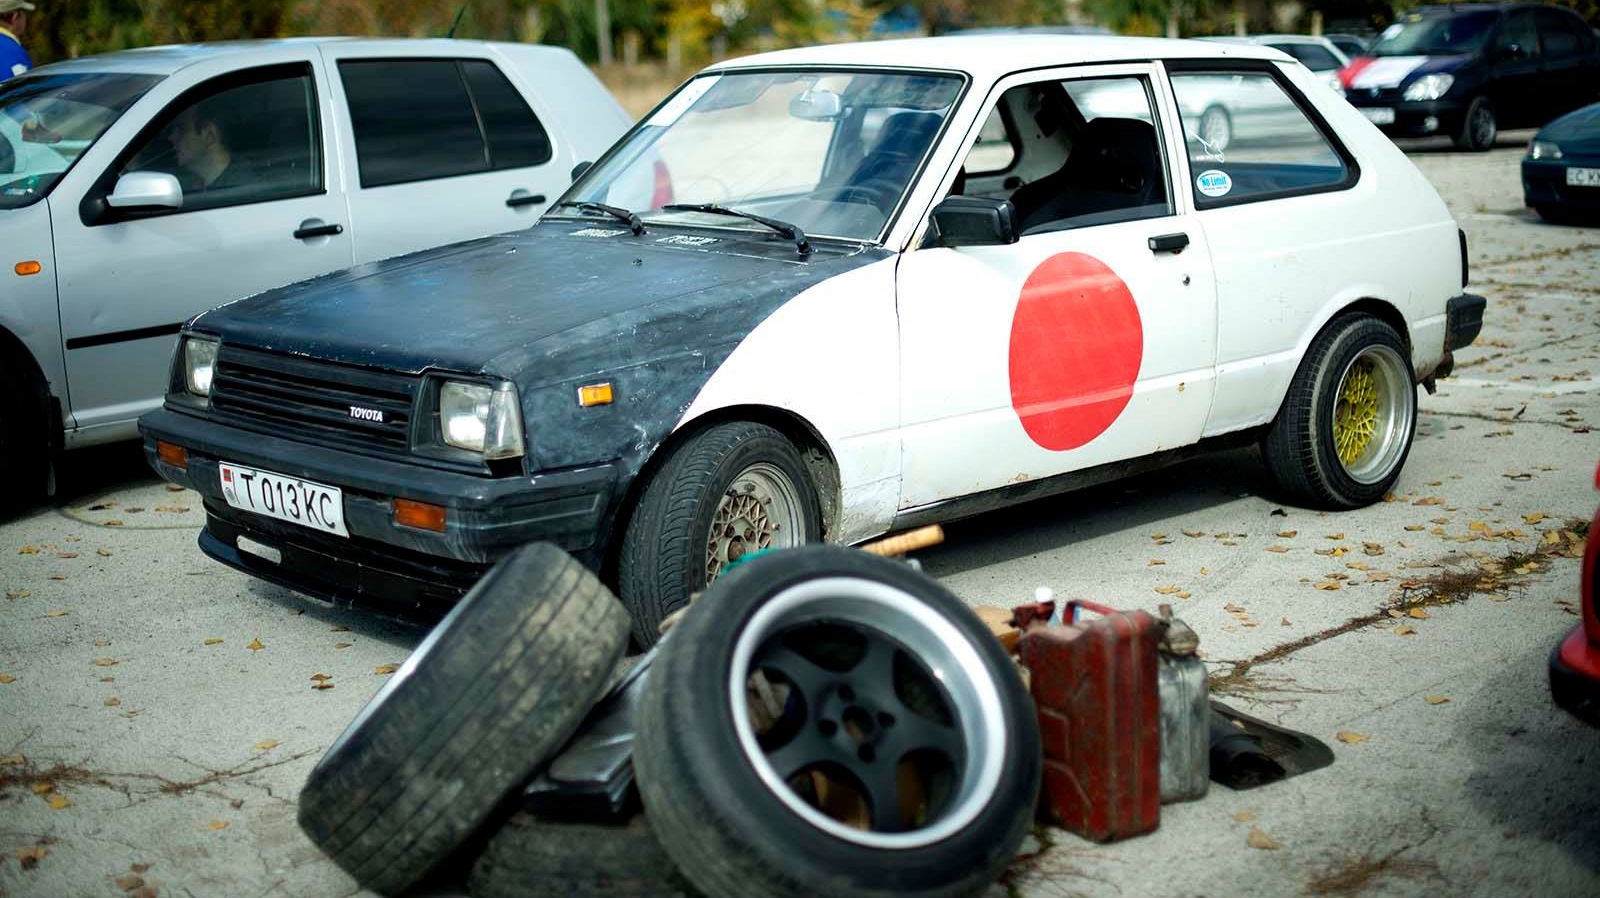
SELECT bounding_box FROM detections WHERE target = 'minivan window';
[341,59,487,188]
[0,72,161,210]
[1371,10,1499,57]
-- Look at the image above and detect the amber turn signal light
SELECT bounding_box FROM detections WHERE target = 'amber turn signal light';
[14,261,41,276]
[156,440,188,469]
[393,498,447,532]
[577,382,614,407]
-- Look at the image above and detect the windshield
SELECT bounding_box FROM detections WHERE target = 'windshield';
[1370,11,1499,57]
[562,69,964,242]
[0,72,161,211]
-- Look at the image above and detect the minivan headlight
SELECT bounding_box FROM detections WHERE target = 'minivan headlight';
[183,335,219,397]
[438,380,524,459]
[1528,139,1563,160]
[1402,73,1454,101]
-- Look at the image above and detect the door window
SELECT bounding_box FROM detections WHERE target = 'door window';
[970,75,1171,234]
[1272,42,1343,72]
[965,107,1017,175]
[339,58,551,189]
[118,66,322,213]
[1536,9,1588,58]
[1168,70,1351,208]
[1496,10,1541,60]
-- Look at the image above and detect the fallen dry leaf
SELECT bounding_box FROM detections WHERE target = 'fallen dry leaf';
[1395,625,1417,636]
[309,673,332,682]
[154,505,190,513]
[1148,559,1166,566]
[1175,591,1192,599]
[5,588,29,599]
[255,740,279,751]
[204,638,224,646]
[103,697,120,707]
[0,674,16,684]
[93,638,110,647]
[1224,602,1247,612]
[312,681,335,690]
[207,820,228,831]
[1183,529,1204,538]
[1326,533,1345,540]
[1405,524,1425,531]
[1154,585,1182,595]
[0,753,24,764]
[1277,530,1298,538]
[47,574,66,581]
[1336,730,1370,744]
[97,549,113,557]
[246,638,265,652]
[93,658,117,667]
[1232,811,1256,822]
[1367,572,1392,583]
[114,873,145,891]
[131,863,150,873]
[1523,512,1546,524]
[124,507,143,514]
[1281,617,1292,627]
[1363,542,1385,556]
[1264,545,1290,553]
[1315,581,1342,591]
[55,551,78,559]
[1425,695,1451,705]
[30,781,53,795]
[375,664,399,675]
[1150,533,1167,540]
[1414,496,1443,506]
[99,675,114,683]
[1247,825,1281,850]
[104,520,123,527]
[1408,608,1430,620]
[18,546,38,555]
[334,642,353,649]
[46,793,70,810]
[45,609,69,618]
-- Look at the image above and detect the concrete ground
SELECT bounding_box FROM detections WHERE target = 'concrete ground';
[2,132,1597,898]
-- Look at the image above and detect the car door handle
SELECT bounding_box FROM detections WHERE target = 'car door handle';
[294,221,344,240]
[1148,232,1190,254]
[506,191,547,208]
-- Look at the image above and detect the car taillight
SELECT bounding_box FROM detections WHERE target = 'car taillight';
[651,159,674,209]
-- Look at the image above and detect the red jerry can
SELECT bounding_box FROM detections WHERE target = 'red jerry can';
[1017,599,1161,843]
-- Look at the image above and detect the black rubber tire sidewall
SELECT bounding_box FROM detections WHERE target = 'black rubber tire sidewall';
[0,355,50,516]
[467,812,695,898]
[297,542,630,895]
[619,422,821,647]
[1456,97,1496,152]
[634,545,1041,898]
[1262,315,1417,509]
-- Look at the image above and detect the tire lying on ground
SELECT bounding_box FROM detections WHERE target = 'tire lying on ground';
[1261,312,1418,509]
[634,544,1041,898]
[467,812,695,898]
[297,542,629,896]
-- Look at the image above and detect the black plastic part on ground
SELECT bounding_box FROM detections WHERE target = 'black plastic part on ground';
[1208,700,1335,790]
[296,542,630,895]
[1549,642,1600,727]
[467,811,696,898]
[634,544,1041,898]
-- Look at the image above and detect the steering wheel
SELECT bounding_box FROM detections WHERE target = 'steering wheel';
[818,177,901,212]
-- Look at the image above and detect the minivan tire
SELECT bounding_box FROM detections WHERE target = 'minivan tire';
[1455,97,1497,152]
[1262,314,1417,509]
[633,545,1040,898]
[619,421,821,648]
[297,542,629,896]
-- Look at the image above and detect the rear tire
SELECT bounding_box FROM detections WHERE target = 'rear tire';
[1454,97,1496,151]
[297,542,629,896]
[1261,315,1417,509]
[619,422,821,648]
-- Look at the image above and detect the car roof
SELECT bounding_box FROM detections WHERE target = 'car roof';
[29,37,566,77]
[1205,34,1332,45]
[706,35,1288,81]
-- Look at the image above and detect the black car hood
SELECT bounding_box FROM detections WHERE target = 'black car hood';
[1539,102,1600,155]
[193,220,881,376]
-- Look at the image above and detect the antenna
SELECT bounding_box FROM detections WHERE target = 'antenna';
[447,3,469,38]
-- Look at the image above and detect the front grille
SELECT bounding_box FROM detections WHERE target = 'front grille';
[209,346,417,457]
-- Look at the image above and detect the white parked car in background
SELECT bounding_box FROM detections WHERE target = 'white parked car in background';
[0,38,630,508]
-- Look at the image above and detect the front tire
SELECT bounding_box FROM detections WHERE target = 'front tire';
[0,354,50,517]
[1261,315,1417,509]
[619,422,821,647]
[1454,97,1496,151]
[633,545,1041,898]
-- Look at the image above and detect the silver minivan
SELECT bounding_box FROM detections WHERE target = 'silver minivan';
[0,38,631,507]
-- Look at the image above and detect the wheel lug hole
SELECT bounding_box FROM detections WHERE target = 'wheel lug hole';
[858,745,876,763]
[878,712,895,728]
[817,719,838,737]
[838,685,855,703]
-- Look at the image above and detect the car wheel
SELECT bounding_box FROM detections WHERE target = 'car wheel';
[619,421,821,647]
[467,812,693,898]
[1198,105,1232,153]
[633,545,1041,898]
[1455,97,1496,151]
[297,542,629,896]
[1262,314,1418,509]
[0,355,50,517]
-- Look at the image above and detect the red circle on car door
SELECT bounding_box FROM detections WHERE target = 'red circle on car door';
[1009,252,1143,451]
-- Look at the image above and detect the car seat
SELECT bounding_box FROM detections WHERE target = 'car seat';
[838,110,943,210]
[1008,117,1165,232]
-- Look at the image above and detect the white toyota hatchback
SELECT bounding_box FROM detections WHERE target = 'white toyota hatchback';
[142,35,1484,642]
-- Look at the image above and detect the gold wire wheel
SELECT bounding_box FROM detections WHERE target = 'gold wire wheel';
[1334,358,1379,466]
[1329,344,1414,485]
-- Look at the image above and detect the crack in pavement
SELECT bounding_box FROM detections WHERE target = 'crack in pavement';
[1475,241,1600,268]
[1420,408,1590,432]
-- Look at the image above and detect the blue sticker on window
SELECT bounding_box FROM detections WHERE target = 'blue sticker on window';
[1196,169,1232,198]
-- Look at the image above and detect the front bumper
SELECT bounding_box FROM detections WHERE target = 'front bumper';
[1523,157,1600,213]
[1347,97,1467,139]
[140,407,620,614]
[1551,626,1600,727]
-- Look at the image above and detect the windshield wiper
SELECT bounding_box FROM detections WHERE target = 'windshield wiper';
[661,203,812,257]
[551,200,644,236]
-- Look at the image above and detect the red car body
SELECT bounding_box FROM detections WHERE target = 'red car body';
[1550,463,1600,726]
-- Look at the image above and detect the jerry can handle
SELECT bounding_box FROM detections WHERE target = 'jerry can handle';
[1066,599,1119,623]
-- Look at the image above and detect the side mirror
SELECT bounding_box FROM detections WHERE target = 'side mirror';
[106,171,183,210]
[571,160,593,182]
[930,196,1018,247]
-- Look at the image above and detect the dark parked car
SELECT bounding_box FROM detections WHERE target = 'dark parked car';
[1523,101,1600,223]
[1341,3,1600,150]
[1550,463,1600,725]
[1325,33,1372,60]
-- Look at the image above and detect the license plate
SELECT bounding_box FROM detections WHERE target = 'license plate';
[1360,107,1395,125]
[219,463,348,537]
[1566,167,1600,187]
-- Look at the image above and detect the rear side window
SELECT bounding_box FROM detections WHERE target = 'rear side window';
[1168,69,1352,208]
[339,58,550,189]
[1537,9,1589,58]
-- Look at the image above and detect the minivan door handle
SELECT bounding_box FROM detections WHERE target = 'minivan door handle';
[506,190,547,209]
[294,220,344,240]
[1148,232,1189,254]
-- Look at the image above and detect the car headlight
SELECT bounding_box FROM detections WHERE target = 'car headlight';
[183,335,219,398]
[1528,139,1563,161]
[1402,73,1454,102]
[438,380,524,459]
[1324,72,1346,96]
